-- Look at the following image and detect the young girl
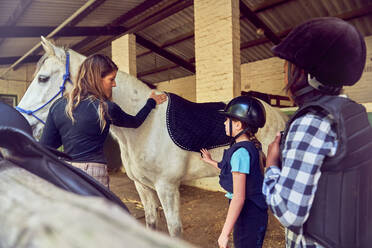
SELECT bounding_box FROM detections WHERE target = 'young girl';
[201,95,268,248]
[40,54,167,188]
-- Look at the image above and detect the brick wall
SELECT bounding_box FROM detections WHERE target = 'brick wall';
[0,64,35,105]
[241,57,286,96]
[157,75,196,102]
[112,34,137,76]
[343,35,372,103]
[194,0,241,102]
[157,58,286,102]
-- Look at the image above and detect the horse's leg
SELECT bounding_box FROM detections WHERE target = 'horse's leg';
[155,181,182,237]
[134,181,160,230]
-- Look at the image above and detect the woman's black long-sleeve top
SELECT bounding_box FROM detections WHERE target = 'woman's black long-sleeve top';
[40,97,156,163]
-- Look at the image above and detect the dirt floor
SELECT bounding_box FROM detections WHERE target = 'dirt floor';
[109,171,285,248]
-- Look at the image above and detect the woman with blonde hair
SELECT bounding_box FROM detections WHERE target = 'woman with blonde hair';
[40,54,167,188]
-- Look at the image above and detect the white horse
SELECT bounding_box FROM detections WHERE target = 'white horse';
[18,37,288,237]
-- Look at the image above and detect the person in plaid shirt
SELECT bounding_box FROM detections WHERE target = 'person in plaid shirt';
[263,17,372,248]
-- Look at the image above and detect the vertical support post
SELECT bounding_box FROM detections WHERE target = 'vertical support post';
[194,0,241,102]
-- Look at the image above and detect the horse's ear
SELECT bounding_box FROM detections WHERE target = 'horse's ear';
[40,36,65,60]
[41,36,55,56]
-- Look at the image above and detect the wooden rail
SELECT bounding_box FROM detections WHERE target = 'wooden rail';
[242,90,294,108]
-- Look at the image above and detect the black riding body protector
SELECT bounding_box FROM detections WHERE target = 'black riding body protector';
[280,95,372,248]
[218,141,267,210]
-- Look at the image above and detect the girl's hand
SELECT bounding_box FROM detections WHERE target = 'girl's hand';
[218,233,229,248]
[200,148,212,163]
[266,132,281,167]
[149,91,167,105]
[200,148,220,170]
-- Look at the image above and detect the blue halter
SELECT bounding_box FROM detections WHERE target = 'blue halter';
[16,51,72,125]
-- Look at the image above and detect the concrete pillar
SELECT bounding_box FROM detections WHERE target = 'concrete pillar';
[194,0,241,102]
[110,34,138,173]
[111,34,137,76]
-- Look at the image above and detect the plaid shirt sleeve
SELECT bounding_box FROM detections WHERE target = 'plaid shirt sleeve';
[263,112,338,230]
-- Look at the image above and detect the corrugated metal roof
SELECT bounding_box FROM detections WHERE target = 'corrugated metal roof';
[142,66,193,83]
[17,0,88,26]
[0,0,20,24]
[0,37,40,57]
[76,0,141,26]
[241,43,275,64]
[137,5,194,45]
[138,52,175,71]
[165,38,194,61]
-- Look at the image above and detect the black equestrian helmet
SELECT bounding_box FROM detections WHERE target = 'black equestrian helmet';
[219,95,266,129]
[272,17,366,87]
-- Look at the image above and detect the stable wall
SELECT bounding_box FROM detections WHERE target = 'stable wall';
[156,57,286,103]
[343,35,372,103]
[157,75,196,102]
[0,64,36,106]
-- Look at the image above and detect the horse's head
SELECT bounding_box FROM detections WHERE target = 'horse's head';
[17,37,85,138]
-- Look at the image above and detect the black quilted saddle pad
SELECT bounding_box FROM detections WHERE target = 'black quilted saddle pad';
[166,93,230,152]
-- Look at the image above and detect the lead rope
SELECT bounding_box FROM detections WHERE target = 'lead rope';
[16,51,72,125]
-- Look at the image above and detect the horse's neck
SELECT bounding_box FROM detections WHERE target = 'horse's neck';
[113,71,152,114]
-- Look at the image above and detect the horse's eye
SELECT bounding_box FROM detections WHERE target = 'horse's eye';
[38,75,49,83]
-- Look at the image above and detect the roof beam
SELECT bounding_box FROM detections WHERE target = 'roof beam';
[239,0,281,45]
[125,0,193,34]
[136,35,195,74]
[72,0,164,51]
[0,26,127,38]
[137,31,194,58]
[241,3,372,50]
[83,0,193,55]
[137,4,372,76]
[251,0,292,12]
[137,0,286,59]
[337,3,372,20]
[138,64,179,77]
[0,0,34,47]
[138,58,195,78]
[2,0,98,74]
[240,30,290,49]
[0,55,42,65]
[28,0,107,60]
[29,0,107,60]
[67,0,107,27]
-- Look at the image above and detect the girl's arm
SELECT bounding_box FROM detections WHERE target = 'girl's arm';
[218,172,246,248]
[200,148,220,171]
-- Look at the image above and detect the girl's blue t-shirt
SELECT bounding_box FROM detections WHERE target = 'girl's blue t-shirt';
[225,147,250,199]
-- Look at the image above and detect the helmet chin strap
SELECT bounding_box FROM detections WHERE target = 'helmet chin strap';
[307,74,342,95]
[287,61,313,99]
[229,118,251,146]
[288,62,341,99]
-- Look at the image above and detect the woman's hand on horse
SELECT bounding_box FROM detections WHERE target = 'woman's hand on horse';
[149,91,167,105]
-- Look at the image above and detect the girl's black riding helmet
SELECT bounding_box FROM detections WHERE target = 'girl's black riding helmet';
[219,95,266,134]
